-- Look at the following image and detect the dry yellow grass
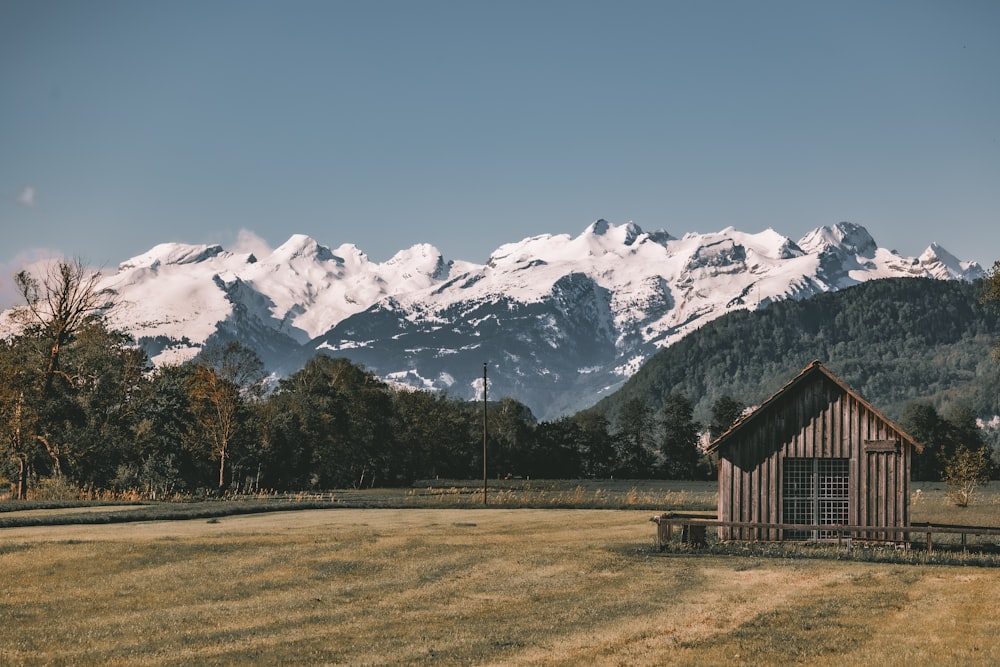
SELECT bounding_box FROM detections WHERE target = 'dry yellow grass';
[2,508,999,666]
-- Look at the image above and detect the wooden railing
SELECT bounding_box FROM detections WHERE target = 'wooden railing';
[911,522,1000,553]
[651,512,1000,553]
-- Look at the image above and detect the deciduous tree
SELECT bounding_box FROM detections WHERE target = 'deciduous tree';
[0,337,41,498]
[49,323,147,488]
[187,342,265,491]
[943,444,991,507]
[11,259,112,396]
[1,259,116,496]
[267,355,395,489]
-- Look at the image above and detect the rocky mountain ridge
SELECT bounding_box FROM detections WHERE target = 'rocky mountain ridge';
[72,220,986,418]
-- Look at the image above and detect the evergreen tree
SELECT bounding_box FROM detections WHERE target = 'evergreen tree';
[982,260,1000,360]
[391,389,477,482]
[709,394,745,440]
[901,402,949,481]
[658,394,701,479]
[528,418,582,479]
[130,364,203,495]
[575,410,615,478]
[58,323,148,489]
[613,397,655,477]
[903,401,991,481]
[592,277,1000,424]
[489,398,536,479]
[944,403,987,460]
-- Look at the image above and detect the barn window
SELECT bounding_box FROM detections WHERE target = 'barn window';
[783,458,849,540]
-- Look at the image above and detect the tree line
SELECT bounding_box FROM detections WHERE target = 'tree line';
[2,260,998,499]
[0,260,729,498]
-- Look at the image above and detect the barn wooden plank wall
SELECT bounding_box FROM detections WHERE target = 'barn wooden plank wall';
[717,369,912,541]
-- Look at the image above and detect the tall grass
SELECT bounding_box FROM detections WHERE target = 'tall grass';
[406,479,718,510]
[659,533,1000,568]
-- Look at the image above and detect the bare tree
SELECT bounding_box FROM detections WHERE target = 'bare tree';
[188,365,242,491]
[2,259,112,492]
[187,342,265,491]
[12,259,112,396]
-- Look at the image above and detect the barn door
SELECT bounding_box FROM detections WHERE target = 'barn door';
[864,447,903,539]
[783,458,849,540]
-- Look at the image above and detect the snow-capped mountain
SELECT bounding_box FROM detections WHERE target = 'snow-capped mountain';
[78,221,987,418]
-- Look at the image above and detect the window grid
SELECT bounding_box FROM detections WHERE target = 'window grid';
[783,458,849,540]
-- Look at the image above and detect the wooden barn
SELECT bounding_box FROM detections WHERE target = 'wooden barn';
[706,360,924,542]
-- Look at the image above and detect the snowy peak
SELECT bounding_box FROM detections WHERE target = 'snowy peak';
[747,228,805,260]
[579,219,669,253]
[487,220,672,272]
[583,217,645,244]
[266,234,341,265]
[585,218,612,236]
[919,242,983,281]
[119,242,230,270]
[793,222,981,283]
[798,221,877,257]
[672,227,803,277]
[383,243,450,282]
[621,222,643,246]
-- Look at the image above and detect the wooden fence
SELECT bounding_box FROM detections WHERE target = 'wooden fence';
[651,512,1000,553]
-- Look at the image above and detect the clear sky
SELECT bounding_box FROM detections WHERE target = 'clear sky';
[2,0,998,301]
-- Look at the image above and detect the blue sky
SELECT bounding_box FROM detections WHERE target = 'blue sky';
[2,0,998,299]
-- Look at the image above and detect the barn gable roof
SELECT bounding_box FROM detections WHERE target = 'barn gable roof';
[706,360,924,454]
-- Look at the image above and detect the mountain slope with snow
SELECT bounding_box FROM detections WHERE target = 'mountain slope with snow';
[58,220,986,418]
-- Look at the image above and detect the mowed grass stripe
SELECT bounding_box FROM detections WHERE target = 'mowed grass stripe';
[3,509,1000,666]
[673,570,908,666]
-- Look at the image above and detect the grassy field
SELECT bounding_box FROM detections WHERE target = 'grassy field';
[4,478,998,522]
[2,499,1000,665]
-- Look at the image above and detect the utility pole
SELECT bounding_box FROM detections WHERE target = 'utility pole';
[483,362,488,506]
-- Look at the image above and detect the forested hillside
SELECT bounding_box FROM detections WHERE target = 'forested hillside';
[592,277,1000,424]
[3,264,998,498]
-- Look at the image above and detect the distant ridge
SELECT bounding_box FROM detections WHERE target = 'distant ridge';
[7,220,982,419]
[591,277,1000,423]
